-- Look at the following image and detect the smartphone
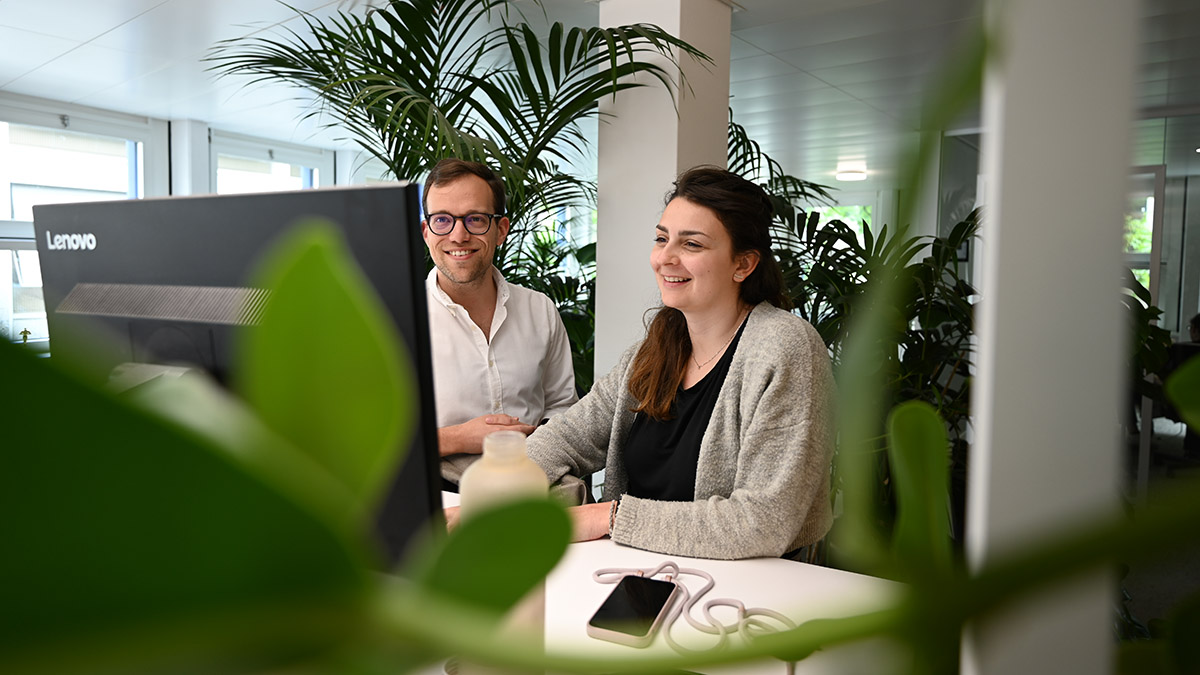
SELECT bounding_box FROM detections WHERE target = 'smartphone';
[586,575,681,648]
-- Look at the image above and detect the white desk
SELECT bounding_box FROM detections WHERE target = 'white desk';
[435,493,904,674]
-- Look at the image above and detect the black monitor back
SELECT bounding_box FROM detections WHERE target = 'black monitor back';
[33,185,441,569]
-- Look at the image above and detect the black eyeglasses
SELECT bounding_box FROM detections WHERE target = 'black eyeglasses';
[425,212,502,235]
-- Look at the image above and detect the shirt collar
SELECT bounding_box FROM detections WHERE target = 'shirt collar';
[426,266,510,309]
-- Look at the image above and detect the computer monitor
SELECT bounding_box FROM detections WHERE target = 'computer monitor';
[32,184,441,569]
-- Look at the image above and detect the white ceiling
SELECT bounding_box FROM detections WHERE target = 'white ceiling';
[2,0,1199,199]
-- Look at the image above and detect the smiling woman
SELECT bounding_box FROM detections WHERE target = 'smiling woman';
[525,167,835,560]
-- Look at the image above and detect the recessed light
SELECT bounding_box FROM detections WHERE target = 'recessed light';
[835,171,867,181]
[1195,147,1200,153]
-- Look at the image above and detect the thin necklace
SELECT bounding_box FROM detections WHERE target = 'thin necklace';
[691,309,747,370]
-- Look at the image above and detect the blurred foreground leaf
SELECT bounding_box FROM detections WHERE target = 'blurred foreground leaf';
[236,219,416,509]
[405,498,571,615]
[127,372,368,535]
[368,499,571,674]
[1118,641,1172,675]
[1166,592,1200,673]
[887,401,953,579]
[0,343,369,674]
[1165,357,1200,431]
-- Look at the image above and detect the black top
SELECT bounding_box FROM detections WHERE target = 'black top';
[622,319,748,501]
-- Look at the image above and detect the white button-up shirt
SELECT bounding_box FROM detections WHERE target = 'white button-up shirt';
[426,268,577,473]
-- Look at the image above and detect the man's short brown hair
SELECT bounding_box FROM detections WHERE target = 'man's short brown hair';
[422,158,507,215]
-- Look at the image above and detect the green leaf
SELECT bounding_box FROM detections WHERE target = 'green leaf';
[404,498,570,615]
[575,241,597,266]
[236,220,415,510]
[127,370,367,532]
[1168,589,1200,671]
[0,342,368,674]
[1166,357,1200,430]
[1117,641,1172,675]
[887,401,953,579]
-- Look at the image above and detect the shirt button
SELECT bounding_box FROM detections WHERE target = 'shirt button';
[488,360,494,367]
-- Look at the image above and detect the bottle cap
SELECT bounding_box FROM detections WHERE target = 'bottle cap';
[482,429,526,461]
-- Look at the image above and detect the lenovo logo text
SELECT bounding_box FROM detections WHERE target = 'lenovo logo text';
[46,232,98,251]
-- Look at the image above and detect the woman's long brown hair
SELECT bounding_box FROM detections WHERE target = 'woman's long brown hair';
[627,167,788,420]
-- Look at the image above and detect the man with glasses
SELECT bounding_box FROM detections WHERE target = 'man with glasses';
[422,158,577,487]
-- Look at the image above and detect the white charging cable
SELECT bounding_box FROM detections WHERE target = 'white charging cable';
[593,561,797,674]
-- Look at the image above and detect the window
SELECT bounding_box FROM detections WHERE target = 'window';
[0,122,137,344]
[0,223,42,347]
[2,122,141,220]
[1125,169,1163,298]
[210,131,333,195]
[0,95,166,343]
[0,97,166,345]
[808,204,872,243]
[216,154,314,194]
[1,242,44,348]
[1125,191,1154,290]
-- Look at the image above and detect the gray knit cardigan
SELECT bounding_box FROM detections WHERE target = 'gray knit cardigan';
[526,302,835,560]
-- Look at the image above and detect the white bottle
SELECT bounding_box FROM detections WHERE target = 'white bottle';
[457,430,548,674]
[459,430,548,516]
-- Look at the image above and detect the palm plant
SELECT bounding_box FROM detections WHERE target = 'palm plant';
[784,209,980,544]
[208,0,708,389]
[728,100,980,541]
[210,0,705,223]
[511,230,596,393]
[726,108,836,212]
[1122,269,1172,404]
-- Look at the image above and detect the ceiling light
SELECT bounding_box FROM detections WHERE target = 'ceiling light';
[835,171,867,181]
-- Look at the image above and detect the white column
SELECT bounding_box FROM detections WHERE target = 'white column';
[594,0,731,377]
[169,120,211,195]
[874,189,899,237]
[913,131,943,239]
[143,119,171,198]
[965,1,1138,674]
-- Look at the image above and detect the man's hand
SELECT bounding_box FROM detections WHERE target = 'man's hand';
[437,414,537,457]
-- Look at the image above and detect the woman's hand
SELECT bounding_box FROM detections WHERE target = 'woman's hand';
[447,502,612,542]
[569,502,614,542]
[443,505,461,532]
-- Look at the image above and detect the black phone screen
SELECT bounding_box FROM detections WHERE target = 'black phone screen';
[588,575,677,637]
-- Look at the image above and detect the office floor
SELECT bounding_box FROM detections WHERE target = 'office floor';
[1122,419,1200,632]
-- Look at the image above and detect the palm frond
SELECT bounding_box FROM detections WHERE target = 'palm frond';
[727,108,835,208]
